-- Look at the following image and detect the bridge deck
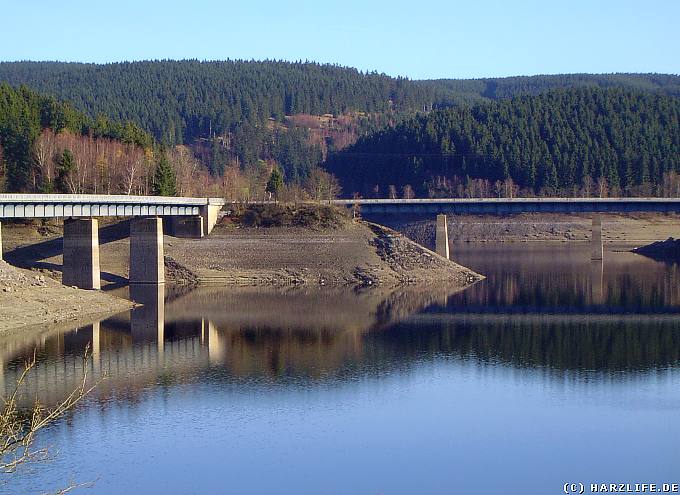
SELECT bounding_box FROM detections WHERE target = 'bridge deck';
[332,197,680,214]
[0,194,225,218]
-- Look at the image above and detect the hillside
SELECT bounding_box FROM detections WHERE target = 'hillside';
[0,60,435,146]
[2,63,679,197]
[324,87,680,198]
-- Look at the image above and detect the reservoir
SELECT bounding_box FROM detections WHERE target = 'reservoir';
[4,243,680,494]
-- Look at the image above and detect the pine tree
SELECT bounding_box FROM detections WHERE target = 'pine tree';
[265,168,284,200]
[153,153,177,196]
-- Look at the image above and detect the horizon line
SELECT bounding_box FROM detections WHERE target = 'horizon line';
[1,58,678,82]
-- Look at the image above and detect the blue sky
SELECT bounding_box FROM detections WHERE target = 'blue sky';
[1,0,678,79]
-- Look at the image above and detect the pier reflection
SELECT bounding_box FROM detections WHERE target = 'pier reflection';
[129,283,165,352]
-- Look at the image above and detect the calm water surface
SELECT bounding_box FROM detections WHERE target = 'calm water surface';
[3,244,680,494]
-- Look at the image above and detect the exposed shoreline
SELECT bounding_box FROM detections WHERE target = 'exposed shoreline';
[0,260,134,333]
[0,217,482,331]
[166,220,482,288]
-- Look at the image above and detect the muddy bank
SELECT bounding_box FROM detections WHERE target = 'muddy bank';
[369,212,680,250]
[0,260,133,333]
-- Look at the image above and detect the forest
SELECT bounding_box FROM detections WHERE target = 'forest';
[0,83,341,201]
[324,87,680,198]
[1,61,680,200]
[0,83,153,192]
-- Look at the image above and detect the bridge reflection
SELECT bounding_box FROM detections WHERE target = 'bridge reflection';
[3,271,680,408]
[0,283,463,405]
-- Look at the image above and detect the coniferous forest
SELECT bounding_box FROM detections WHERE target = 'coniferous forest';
[0,61,434,145]
[0,60,679,198]
[325,87,680,198]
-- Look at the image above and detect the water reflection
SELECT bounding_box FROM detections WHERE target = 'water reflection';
[4,243,680,495]
[0,282,471,405]
[447,243,680,311]
[2,244,680,407]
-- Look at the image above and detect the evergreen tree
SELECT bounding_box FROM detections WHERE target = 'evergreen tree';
[265,168,284,199]
[153,153,177,196]
[55,149,75,193]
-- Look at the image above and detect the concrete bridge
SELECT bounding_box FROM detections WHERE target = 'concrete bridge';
[0,194,225,289]
[333,197,680,261]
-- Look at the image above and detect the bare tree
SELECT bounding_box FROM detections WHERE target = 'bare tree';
[305,169,342,202]
[1,348,98,490]
[503,177,518,198]
[596,176,609,198]
[33,129,58,191]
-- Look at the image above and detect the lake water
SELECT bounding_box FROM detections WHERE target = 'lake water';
[3,244,680,494]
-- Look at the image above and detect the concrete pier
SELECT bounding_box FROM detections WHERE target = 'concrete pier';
[0,222,3,261]
[63,218,101,290]
[130,217,164,284]
[435,214,450,260]
[591,215,603,261]
[200,201,222,235]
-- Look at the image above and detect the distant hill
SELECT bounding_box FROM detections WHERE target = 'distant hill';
[1,62,678,148]
[421,73,680,105]
[2,62,679,192]
[324,87,680,198]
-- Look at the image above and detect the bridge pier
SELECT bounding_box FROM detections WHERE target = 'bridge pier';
[591,215,603,261]
[130,217,164,284]
[63,218,101,290]
[200,201,222,235]
[0,222,3,261]
[436,214,450,260]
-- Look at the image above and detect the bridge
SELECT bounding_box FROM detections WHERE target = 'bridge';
[0,194,225,289]
[333,197,680,261]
